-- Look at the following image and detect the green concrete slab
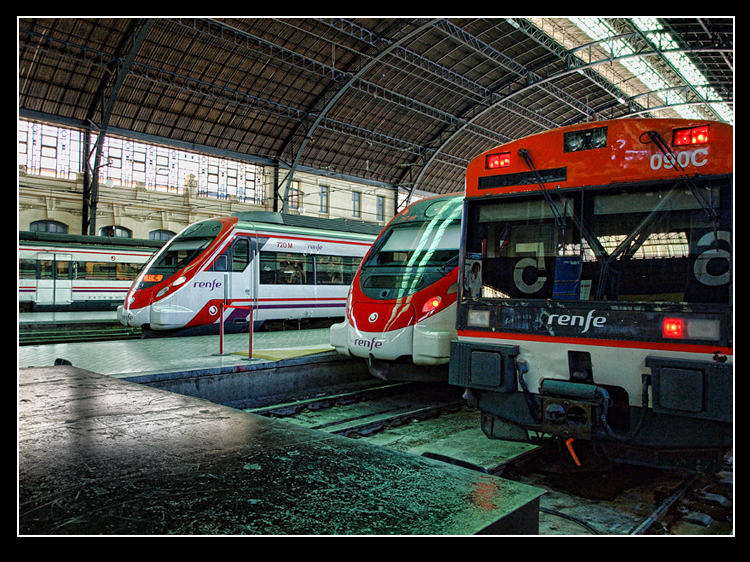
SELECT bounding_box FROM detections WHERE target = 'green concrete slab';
[19,366,544,535]
[365,408,537,473]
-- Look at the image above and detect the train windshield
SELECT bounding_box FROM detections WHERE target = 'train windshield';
[463,178,731,305]
[137,220,224,289]
[360,197,462,299]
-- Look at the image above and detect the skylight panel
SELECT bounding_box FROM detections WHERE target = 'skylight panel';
[569,17,733,124]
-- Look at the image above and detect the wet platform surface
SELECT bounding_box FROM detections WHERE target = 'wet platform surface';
[19,366,544,535]
[18,327,337,380]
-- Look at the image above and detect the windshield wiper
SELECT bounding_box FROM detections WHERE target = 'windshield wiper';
[441,254,460,274]
[642,131,719,222]
[518,148,566,229]
[518,147,607,262]
[593,181,692,300]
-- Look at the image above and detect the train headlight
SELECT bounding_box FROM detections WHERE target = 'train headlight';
[467,308,490,327]
[156,275,188,298]
[422,296,442,314]
[662,318,720,341]
[564,126,608,152]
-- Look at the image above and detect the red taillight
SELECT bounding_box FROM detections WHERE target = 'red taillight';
[692,125,709,144]
[663,317,721,341]
[673,129,691,146]
[421,296,442,314]
[674,125,709,146]
[486,152,511,169]
[663,318,685,338]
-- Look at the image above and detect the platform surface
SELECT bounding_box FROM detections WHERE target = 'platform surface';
[18,366,544,535]
[18,328,335,379]
[18,311,120,325]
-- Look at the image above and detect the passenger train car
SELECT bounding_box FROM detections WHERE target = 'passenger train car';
[19,231,164,311]
[118,212,381,335]
[450,118,732,471]
[330,194,463,381]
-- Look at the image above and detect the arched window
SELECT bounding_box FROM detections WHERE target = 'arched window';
[149,230,175,241]
[99,225,132,238]
[29,220,67,233]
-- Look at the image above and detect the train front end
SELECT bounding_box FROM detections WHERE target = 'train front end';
[450,119,733,471]
[331,195,462,381]
[118,218,234,332]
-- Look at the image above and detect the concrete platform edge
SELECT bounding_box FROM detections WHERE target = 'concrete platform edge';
[119,351,373,409]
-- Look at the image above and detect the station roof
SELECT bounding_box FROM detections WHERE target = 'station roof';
[18,17,733,201]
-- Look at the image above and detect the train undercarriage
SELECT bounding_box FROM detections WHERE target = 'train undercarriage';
[451,342,733,473]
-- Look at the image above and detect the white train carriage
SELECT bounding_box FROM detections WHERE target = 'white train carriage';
[18,232,164,311]
[118,212,381,334]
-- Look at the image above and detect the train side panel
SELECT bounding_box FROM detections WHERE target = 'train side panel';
[19,235,161,311]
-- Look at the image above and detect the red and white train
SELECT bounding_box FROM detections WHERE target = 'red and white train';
[451,118,733,471]
[118,212,380,335]
[330,194,463,381]
[19,231,163,312]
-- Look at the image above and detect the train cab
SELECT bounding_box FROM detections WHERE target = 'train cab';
[331,194,463,381]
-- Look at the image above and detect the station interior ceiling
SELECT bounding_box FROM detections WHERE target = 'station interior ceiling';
[18,17,733,201]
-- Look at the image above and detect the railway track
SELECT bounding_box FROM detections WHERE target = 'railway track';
[245,381,466,437]
[245,381,733,536]
[18,324,141,345]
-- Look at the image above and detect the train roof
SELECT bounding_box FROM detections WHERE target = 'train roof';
[19,231,166,250]
[231,212,384,237]
[19,212,384,251]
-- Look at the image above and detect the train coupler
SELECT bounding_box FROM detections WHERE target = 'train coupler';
[538,379,609,440]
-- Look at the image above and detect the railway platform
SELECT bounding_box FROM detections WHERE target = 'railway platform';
[18,325,339,380]
[18,310,120,325]
[19,363,545,535]
[18,327,364,409]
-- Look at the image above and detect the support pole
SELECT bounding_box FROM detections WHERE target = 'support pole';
[247,305,253,360]
[214,303,253,358]
[218,303,225,355]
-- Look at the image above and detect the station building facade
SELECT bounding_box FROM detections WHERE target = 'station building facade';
[18,119,398,240]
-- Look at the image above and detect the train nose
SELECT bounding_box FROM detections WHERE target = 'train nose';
[117,305,132,326]
[117,299,150,328]
[348,302,416,361]
[352,302,415,332]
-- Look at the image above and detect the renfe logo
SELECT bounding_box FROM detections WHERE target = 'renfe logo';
[354,337,383,350]
[546,309,606,333]
[194,279,222,291]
